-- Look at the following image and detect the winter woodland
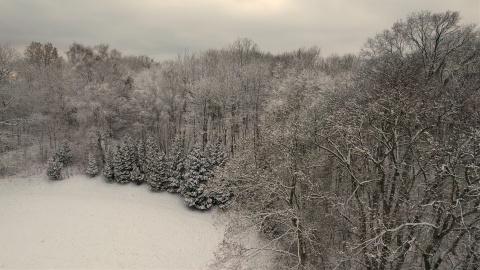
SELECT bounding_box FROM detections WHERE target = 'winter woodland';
[1,10,479,269]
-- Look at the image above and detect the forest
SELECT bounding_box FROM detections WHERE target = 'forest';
[0,10,479,270]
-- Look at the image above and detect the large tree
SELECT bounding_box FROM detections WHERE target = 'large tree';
[0,43,18,85]
[313,10,480,270]
[24,42,61,68]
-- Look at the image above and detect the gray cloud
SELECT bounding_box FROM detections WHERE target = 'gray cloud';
[1,0,478,61]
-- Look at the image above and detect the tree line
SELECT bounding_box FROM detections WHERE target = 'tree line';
[1,10,479,270]
[46,135,229,210]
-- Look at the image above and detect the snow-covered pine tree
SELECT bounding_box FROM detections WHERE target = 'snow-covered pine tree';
[181,145,214,209]
[103,148,115,182]
[113,144,129,184]
[202,142,232,208]
[206,140,227,168]
[130,163,144,185]
[157,153,168,189]
[136,137,146,174]
[46,157,63,180]
[166,136,187,193]
[112,135,136,184]
[85,152,99,177]
[144,136,169,190]
[208,176,234,209]
[123,135,137,171]
[144,136,161,190]
[55,139,73,166]
[212,140,227,168]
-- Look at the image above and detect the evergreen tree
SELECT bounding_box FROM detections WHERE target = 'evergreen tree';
[130,163,144,185]
[157,153,168,188]
[182,146,214,209]
[111,135,136,184]
[204,141,232,208]
[136,137,146,174]
[123,135,136,170]
[208,176,234,209]
[85,152,99,177]
[113,144,130,184]
[144,136,157,187]
[103,148,115,182]
[46,139,73,181]
[211,140,227,168]
[166,136,186,193]
[144,136,164,190]
[46,157,63,180]
[55,139,73,166]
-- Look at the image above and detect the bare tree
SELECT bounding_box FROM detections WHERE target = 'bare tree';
[0,43,19,85]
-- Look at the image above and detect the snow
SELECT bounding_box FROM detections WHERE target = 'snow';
[0,174,225,269]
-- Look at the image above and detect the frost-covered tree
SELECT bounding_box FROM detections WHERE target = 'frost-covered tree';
[145,142,169,190]
[182,146,214,209]
[24,41,61,68]
[111,135,136,184]
[155,153,168,190]
[113,144,130,184]
[130,163,144,185]
[206,140,227,168]
[103,148,115,182]
[207,175,233,209]
[55,139,73,166]
[144,137,160,190]
[45,139,73,180]
[85,152,98,177]
[0,43,18,85]
[46,157,63,180]
[199,141,231,208]
[136,137,146,174]
[123,135,137,169]
[166,136,186,193]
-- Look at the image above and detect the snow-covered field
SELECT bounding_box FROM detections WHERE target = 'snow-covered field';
[0,174,225,269]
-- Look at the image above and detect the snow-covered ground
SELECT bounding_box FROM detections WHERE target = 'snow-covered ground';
[0,174,225,269]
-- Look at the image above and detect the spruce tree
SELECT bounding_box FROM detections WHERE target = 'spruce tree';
[166,136,186,193]
[55,139,73,166]
[123,135,136,170]
[103,148,115,182]
[145,136,162,190]
[208,176,234,209]
[130,163,144,185]
[46,157,63,180]
[206,140,227,168]
[46,139,73,181]
[157,153,168,189]
[111,135,136,184]
[212,140,227,168]
[113,144,129,184]
[182,146,214,209]
[136,137,146,174]
[85,152,99,177]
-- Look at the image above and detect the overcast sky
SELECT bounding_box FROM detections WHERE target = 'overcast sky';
[1,0,479,61]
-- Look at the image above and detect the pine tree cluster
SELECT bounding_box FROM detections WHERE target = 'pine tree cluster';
[46,139,73,180]
[101,135,231,210]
